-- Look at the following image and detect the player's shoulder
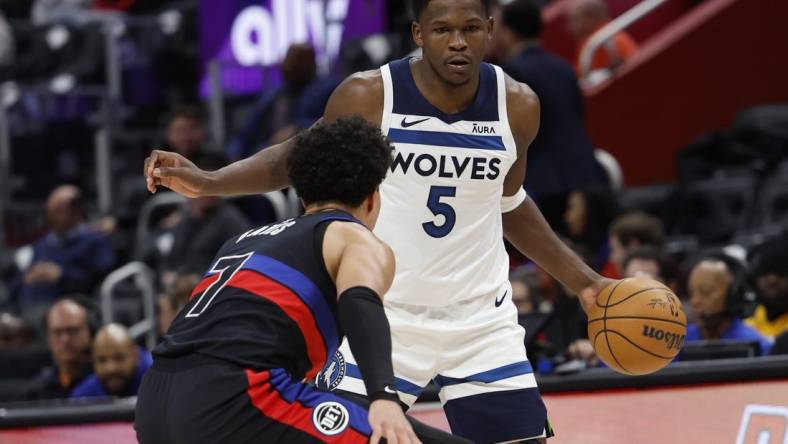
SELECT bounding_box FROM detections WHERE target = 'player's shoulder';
[329,220,393,262]
[335,69,384,100]
[326,69,384,122]
[503,72,540,112]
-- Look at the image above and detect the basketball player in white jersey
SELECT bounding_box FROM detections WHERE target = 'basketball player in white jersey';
[144,0,613,441]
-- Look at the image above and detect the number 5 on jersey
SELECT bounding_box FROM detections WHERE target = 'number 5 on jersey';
[186,252,254,318]
[422,186,456,238]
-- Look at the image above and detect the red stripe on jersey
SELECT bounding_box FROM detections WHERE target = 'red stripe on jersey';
[190,274,219,300]
[245,369,368,444]
[228,270,326,379]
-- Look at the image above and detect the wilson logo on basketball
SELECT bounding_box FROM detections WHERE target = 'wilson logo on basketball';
[642,325,685,351]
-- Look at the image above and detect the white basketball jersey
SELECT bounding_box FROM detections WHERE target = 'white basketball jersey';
[374,58,518,306]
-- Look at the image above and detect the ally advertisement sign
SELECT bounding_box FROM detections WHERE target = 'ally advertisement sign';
[198,0,386,96]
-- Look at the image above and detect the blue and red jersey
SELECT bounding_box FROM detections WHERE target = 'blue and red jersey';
[154,210,360,381]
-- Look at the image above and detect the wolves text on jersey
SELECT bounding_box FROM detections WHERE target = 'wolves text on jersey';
[390,150,501,181]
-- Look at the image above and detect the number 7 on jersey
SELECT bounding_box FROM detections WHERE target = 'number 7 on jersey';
[186,252,254,318]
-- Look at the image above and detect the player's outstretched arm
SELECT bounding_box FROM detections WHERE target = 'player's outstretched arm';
[143,71,384,197]
[324,223,419,444]
[499,76,614,313]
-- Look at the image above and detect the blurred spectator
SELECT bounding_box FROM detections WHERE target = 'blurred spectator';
[566,0,638,75]
[497,0,607,227]
[566,337,599,368]
[548,284,592,370]
[0,312,33,349]
[563,187,619,269]
[164,105,225,165]
[71,323,152,398]
[8,185,115,312]
[746,240,788,339]
[161,195,249,284]
[686,257,772,355]
[145,157,250,288]
[603,212,664,279]
[510,267,544,315]
[622,247,677,290]
[28,298,95,399]
[157,273,198,335]
[227,44,318,161]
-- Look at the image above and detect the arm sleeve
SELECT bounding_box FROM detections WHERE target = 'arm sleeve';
[337,286,399,402]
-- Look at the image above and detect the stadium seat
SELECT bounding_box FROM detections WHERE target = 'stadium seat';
[0,345,51,380]
[618,183,676,219]
[670,175,757,243]
[757,175,788,227]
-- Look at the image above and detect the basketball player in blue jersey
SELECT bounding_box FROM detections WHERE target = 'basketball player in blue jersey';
[144,0,614,442]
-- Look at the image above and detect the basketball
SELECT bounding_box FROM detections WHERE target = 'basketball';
[588,277,687,375]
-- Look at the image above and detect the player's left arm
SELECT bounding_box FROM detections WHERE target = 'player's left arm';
[328,225,419,443]
[500,76,613,313]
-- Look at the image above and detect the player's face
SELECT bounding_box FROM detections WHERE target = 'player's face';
[413,0,493,86]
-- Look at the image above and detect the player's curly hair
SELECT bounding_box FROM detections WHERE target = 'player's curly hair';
[409,0,491,21]
[288,116,393,208]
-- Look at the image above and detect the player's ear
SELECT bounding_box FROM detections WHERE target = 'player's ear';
[366,191,376,213]
[487,16,495,40]
[412,21,424,47]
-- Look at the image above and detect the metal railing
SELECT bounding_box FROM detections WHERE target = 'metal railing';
[0,86,11,250]
[99,261,157,350]
[133,191,186,261]
[578,0,668,82]
[208,60,226,149]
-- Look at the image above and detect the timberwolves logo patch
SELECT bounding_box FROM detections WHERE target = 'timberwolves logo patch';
[316,350,346,391]
[312,401,349,436]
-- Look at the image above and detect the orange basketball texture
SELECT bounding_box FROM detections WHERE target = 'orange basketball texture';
[587,277,687,375]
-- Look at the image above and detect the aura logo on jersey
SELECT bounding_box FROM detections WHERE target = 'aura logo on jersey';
[312,401,349,435]
[472,123,496,134]
[390,151,502,180]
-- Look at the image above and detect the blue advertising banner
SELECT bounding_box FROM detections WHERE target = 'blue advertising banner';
[198,0,386,97]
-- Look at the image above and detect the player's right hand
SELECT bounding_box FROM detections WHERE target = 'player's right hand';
[143,150,210,197]
[368,399,421,444]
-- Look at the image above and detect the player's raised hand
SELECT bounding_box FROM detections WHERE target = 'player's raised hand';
[368,399,421,444]
[143,150,210,197]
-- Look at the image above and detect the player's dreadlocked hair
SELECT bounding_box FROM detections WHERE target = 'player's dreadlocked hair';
[287,116,393,207]
[409,0,492,21]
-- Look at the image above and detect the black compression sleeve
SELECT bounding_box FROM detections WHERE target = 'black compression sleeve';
[337,286,398,402]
